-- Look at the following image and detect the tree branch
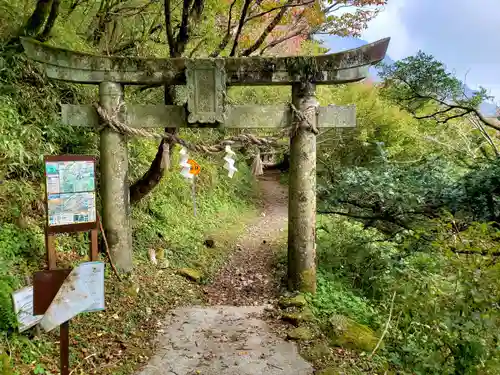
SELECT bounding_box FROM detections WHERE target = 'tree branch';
[229,0,253,57]
[164,0,176,57]
[39,0,60,41]
[469,115,499,157]
[210,0,237,57]
[259,27,306,55]
[22,0,53,38]
[245,0,314,23]
[129,139,169,205]
[174,0,192,57]
[395,77,500,132]
[242,0,291,57]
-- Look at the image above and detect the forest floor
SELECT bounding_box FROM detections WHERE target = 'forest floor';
[135,170,315,375]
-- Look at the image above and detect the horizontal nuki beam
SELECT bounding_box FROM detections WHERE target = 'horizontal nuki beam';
[20,37,390,86]
[61,104,356,129]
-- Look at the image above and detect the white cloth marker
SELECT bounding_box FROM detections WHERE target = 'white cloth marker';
[223,145,237,178]
[179,147,194,179]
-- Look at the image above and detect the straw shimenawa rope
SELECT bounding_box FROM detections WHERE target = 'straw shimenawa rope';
[93,100,318,154]
[289,104,319,136]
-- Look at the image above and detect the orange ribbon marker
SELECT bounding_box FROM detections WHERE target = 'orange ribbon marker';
[187,159,201,175]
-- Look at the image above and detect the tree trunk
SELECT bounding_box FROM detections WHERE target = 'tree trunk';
[99,82,133,273]
[39,0,61,41]
[23,0,53,37]
[287,81,317,293]
[129,139,169,205]
[128,85,178,205]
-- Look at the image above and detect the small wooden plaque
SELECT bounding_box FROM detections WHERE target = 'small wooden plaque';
[33,269,72,315]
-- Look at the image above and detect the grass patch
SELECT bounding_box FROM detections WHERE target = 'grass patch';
[1,198,258,374]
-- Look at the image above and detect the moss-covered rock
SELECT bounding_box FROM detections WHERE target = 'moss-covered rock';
[301,341,331,362]
[177,268,202,283]
[286,327,315,341]
[281,307,315,326]
[327,314,379,352]
[278,294,307,309]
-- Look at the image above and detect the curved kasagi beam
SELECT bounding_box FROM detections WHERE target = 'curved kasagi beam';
[20,37,390,86]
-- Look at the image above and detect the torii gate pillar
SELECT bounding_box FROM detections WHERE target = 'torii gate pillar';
[288,82,318,292]
[99,82,133,272]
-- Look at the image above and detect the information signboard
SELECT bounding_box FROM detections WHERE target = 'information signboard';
[44,155,97,233]
[12,286,43,332]
[40,262,105,332]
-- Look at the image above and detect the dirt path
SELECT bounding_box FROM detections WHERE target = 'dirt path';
[203,170,288,306]
[136,171,314,375]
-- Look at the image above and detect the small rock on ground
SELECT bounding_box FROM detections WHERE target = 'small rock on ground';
[136,306,313,375]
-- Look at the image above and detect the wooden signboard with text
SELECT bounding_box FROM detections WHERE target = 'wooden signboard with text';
[41,154,101,375]
[44,155,99,269]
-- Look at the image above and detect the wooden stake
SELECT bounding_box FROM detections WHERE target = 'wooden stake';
[98,214,122,281]
[45,230,56,270]
[60,321,69,375]
[45,226,70,375]
[287,82,318,294]
[90,228,98,262]
[192,177,197,217]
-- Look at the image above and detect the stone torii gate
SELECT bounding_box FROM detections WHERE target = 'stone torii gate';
[21,37,389,293]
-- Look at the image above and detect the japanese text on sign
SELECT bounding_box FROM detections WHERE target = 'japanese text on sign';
[12,286,43,332]
[40,262,105,332]
[45,160,96,227]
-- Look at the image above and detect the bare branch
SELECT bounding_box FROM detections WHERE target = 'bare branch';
[259,27,305,55]
[242,0,291,57]
[245,0,314,23]
[230,0,253,57]
[210,0,237,57]
[164,0,176,57]
[468,115,500,157]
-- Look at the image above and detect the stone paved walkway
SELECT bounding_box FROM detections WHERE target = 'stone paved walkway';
[136,171,313,375]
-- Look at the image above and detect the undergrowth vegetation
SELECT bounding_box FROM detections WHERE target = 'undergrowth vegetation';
[0,3,263,372]
[2,0,500,374]
[305,81,500,374]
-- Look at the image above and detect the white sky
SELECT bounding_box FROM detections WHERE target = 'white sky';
[359,0,500,103]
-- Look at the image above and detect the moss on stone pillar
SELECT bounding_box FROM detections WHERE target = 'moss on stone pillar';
[99,82,133,273]
[287,81,317,294]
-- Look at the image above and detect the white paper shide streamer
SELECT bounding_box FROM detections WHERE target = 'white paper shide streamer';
[179,147,194,180]
[223,145,237,178]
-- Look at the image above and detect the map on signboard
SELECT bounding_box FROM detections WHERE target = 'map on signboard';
[45,160,96,226]
[12,286,43,333]
[40,261,105,332]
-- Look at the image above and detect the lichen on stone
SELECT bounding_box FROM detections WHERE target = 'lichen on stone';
[327,314,379,352]
[278,294,307,309]
[281,307,314,326]
[286,326,315,341]
[177,268,203,283]
[299,268,316,293]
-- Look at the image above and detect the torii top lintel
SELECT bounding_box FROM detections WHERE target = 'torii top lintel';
[20,37,390,86]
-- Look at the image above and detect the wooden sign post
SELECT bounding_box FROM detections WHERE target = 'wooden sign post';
[187,159,200,216]
[39,155,100,375]
[21,37,390,293]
